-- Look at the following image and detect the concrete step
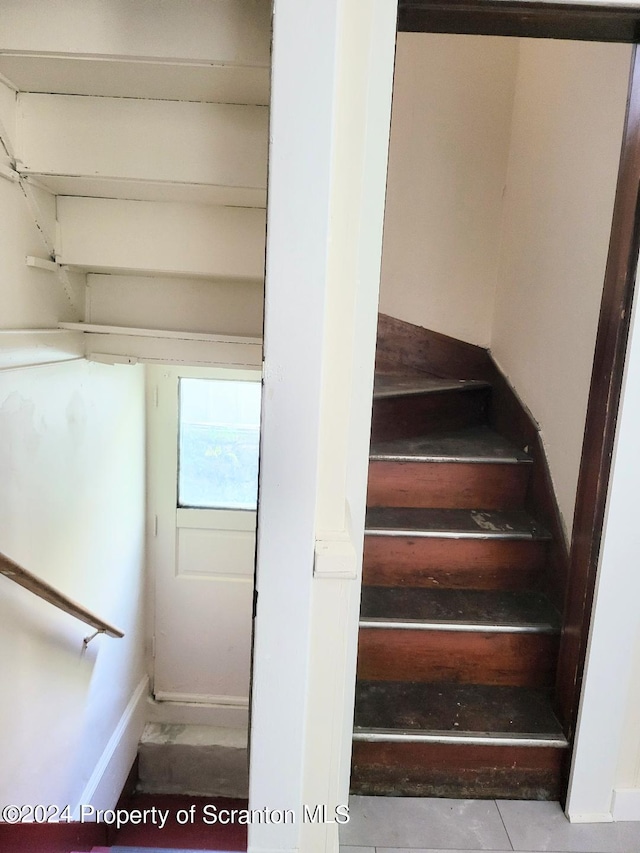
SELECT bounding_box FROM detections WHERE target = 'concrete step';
[137,723,248,798]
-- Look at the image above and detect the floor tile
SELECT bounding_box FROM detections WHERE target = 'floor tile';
[376,849,512,853]
[340,847,376,853]
[375,849,513,853]
[497,800,628,852]
[340,796,511,849]
[613,821,640,852]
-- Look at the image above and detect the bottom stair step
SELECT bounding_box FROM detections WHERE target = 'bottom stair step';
[351,682,568,800]
[354,681,566,741]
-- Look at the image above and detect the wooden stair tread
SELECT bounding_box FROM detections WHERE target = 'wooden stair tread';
[366,507,551,539]
[370,425,531,464]
[373,375,490,400]
[353,682,566,744]
[359,587,560,631]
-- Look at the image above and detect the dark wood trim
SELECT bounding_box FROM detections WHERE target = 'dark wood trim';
[555,46,640,741]
[487,370,571,618]
[399,0,640,42]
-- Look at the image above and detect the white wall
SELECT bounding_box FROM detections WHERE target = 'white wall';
[566,268,640,821]
[378,33,518,347]
[380,36,631,536]
[1,69,147,811]
[0,359,147,811]
[491,39,632,534]
[249,1,396,851]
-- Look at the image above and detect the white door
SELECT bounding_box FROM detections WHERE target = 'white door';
[147,365,261,708]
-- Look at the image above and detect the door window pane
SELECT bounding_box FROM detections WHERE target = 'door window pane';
[178,378,261,510]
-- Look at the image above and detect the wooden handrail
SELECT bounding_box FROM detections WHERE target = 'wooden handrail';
[0,550,124,639]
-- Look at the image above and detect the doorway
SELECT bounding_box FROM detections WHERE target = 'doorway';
[146,364,261,719]
[353,1,640,809]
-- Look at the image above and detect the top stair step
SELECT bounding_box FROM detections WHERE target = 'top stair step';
[371,375,491,441]
[373,375,490,399]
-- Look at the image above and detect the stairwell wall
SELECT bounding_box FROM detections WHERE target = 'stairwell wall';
[0,360,148,813]
[0,86,148,810]
[490,39,632,537]
[379,34,631,538]
[378,32,518,347]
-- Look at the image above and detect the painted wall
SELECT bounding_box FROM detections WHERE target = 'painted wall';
[0,359,147,811]
[565,267,640,822]
[380,35,630,536]
[491,39,632,534]
[378,33,518,347]
[1,74,147,812]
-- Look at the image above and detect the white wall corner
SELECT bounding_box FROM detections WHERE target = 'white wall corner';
[73,675,149,816]
[612,789,640,821]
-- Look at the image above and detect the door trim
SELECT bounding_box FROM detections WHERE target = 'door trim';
[399,0,640,42]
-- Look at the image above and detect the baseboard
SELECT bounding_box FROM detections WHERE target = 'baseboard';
[566,811,613,823]
[147,695,249,729]
[73,675,149,817]
[247,847,299,853]
[612,788,640,820]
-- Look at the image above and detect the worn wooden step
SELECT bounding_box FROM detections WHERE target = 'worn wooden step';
[351,682,567,799]
[371,376,491,442]
[365,507,551,538]
[354,681,565,740]
[368,426,531,509]
[359,587,560,629]
[357,586,559,688]
[363,508,549,590]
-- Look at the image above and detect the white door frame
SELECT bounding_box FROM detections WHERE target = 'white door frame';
[146,363,261,728]
[248,2,398,851]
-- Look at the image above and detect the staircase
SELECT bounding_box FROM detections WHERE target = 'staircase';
[351,372,569,799]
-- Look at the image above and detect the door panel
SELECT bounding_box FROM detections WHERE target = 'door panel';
[147,365,260,706]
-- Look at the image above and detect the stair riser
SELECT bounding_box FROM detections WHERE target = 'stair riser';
[138,742,248,798]
[350,740,566,799]
[367,460,530,510]
[357,628,558,688]
[363,536,547,590]
[371,388,490,442]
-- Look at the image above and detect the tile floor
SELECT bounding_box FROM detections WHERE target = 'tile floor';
[340,797,640,853]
